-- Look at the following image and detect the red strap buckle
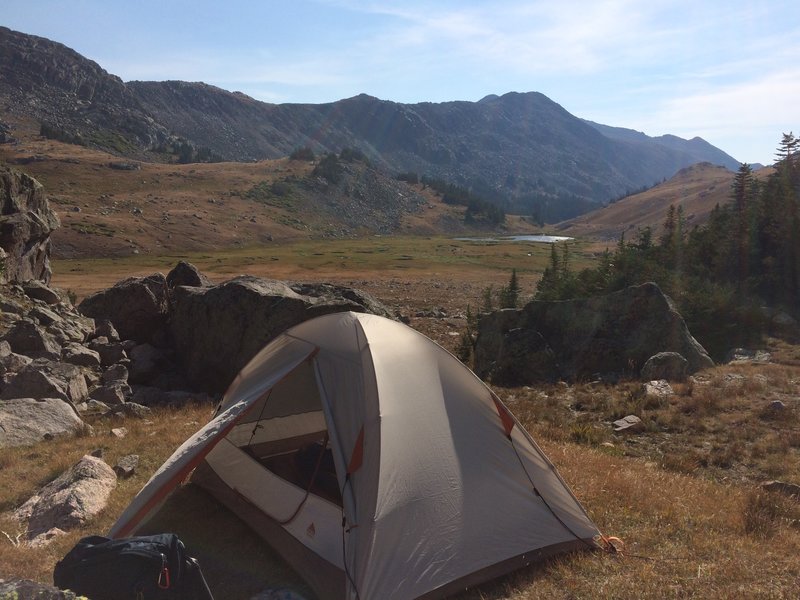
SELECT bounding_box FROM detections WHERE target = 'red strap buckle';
[158,560,171,589]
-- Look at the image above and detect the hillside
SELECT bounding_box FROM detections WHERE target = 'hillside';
[555,162,774,241]
[0,26,741,221]
[0,133,535,259]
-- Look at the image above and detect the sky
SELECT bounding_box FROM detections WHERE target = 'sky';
[4,0,799,165]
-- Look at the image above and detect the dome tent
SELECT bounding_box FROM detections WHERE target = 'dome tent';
[110,312,600,599]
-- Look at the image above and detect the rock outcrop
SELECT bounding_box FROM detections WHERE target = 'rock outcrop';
[78,273,170,344]
[474,283,714,385]
[0,165,60,284]
[169,275,392,392]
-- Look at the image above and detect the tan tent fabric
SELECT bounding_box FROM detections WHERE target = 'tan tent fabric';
[110,312,600,599]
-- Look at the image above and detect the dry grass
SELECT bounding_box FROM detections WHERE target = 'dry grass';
[3,401,799,599]
[0,404,215,583]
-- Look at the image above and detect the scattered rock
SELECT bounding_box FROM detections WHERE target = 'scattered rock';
[613,415,644,433]
[31,305,62,326]
[93,318,120,342]
[62,342,101,367]
[101,362,129,384]
[1,359,88,404]
[108,402,152,419]
[726,348,771,364]
[4,319,61,359]
[767,400,786,412]
[0,348,32,376]
[642,379,674,399]
[761,480,800,497]
[111,427,128,438]
[28,526,67,548]
[14,455,116,538]
[22,280,61,305]
[89,382,131,405]
[114,454,140,479]
[0,397,86,447]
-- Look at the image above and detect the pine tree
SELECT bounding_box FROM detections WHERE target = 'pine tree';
[731,163,757,287]
[499,269,521,308]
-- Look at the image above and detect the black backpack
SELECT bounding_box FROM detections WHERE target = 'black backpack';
[53,533,214,600]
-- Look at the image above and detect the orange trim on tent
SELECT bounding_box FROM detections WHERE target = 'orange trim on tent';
[347,426,365,475]
[492,395,515,437]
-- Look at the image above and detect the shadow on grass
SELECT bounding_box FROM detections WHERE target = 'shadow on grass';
[138,484,315,600]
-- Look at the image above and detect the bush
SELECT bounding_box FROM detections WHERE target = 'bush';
[289,146,315,161]
[313,153,344,184]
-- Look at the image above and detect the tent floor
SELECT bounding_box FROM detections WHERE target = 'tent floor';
[137,482,317,600]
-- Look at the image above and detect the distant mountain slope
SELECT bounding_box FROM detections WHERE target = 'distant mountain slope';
[556,162,776,241]
[0,26,742,222]
[0,26,167,153]
[584,120,740,171]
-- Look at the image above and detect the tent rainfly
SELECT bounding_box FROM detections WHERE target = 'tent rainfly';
[110,311,601,600]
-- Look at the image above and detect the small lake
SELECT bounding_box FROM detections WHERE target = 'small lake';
[454,234,574,243]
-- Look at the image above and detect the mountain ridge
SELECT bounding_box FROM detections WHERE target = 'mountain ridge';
[1,26,741,222]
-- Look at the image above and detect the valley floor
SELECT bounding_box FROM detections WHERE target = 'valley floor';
[2,249,799,599]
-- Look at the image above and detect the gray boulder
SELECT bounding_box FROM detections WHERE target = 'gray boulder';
[170,275,391,392]
[107,402,152,419]
[31,305,62,326]
[0,397,86,447]
[78,273,169,344]
[89,382,132,405]
[0,165,60,284]
[474,283,714,385]
[4,319,61,359]
[14,454,117,538]
[1,359,89,404]
[166,260,213,288]
[62,342,101,367]
[89,337,129,367]
[0,347,32,376]
[101,362,129,384]
[114,454,140,479]
[22,280,61,304]
[641,352,688,381]
[94,318,121,341]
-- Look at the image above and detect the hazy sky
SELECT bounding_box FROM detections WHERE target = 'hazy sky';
[4,0,799,165]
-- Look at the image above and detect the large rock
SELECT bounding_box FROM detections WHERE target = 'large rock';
[0,397,85,447]
[170,276,391,392]
[474,282,714,385]
[0,165,60,284]
[14,455,116,538]
[640,351,688,381]
[1,359,89,404]
[78,273,169,343]
[166,260,213,288]
[4,319,62,359]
